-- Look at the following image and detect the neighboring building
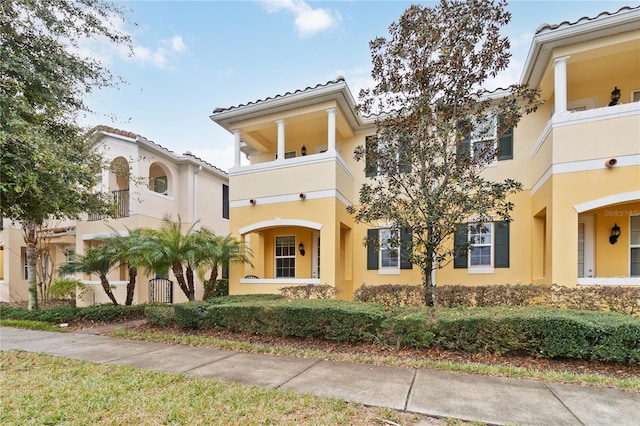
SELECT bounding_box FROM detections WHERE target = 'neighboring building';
[210,6,640,299]
[0,125,229,305]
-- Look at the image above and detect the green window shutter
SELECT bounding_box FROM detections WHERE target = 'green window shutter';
[365,136,377,177]
[494,221,510,268]
[498,127,513,161]
[454,223,468,269]
[400,227,412,269]
[366,228,379,270]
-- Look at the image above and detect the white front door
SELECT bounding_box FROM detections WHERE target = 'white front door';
[312,231,320,279]
[578,216,595,278]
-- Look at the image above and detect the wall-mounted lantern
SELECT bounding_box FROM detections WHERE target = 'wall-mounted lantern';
[609,86,621,106]
[301,145,307,156]
[609,223,621,244]
[298,241,305,256]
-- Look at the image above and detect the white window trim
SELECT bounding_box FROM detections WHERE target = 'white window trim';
[471,115,498,167]
[468,222,494,272]
[274,235,296,279]
[629,89,640,103]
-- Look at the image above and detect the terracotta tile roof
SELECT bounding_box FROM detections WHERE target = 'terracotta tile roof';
[535,5,639,34]
[88,125,227,175]
[88,125,139,140]
[212,77,346,114]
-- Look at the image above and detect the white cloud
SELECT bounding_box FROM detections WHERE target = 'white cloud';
[261,0,341,37]
[169,35,187,53]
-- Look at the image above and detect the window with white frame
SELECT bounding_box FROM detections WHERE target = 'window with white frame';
[275,235,296,278]
[470,116,497,163]
[469,222,493,267]
[22,248,28,280]
[380,228,400,269]
[631,90,640,103]
[631,216,640,276]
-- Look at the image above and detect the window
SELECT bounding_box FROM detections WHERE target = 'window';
[469,223,492,267]
[365,135,411,177]
[284,150,297,159]
[632,90,640,103]
[454,221,510,270]
[631,216,640,276]
[380,229,400,269]
[150,175,168,194]
[366,227,412,271]
[457,116,513,163]
[222,184,229,219]
[275,236,296,278]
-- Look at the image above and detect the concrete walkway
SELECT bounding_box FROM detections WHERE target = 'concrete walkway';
[1,326,638,425]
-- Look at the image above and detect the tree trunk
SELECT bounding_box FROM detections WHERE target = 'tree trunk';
[22,223,39,310]
[422,252,436,307]
[185,266,195,301]
[202,266,219,300]
[172,263,191,300]
[125,267,137,305]
[100,274,119,305]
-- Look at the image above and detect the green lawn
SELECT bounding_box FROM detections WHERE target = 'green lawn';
[1,351,426,426]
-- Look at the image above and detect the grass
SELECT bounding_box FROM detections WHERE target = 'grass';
[0,351,425,426]
[112,328,640,391]
[0,319,68,332]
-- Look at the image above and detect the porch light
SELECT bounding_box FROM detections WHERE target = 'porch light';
[301,145,307,156]
[298,241,306,256]
[609,86,621,106]
[609,223,621,244]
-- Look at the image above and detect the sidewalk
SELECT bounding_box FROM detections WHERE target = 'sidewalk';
[1,326,638,426]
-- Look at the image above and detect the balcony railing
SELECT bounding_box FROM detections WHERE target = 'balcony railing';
[88,189,130,221]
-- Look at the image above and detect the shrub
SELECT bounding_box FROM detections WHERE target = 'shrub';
[436,284,551,308]
[279,284,340,299]
[384,313,436,348]
[211,279,229,298]
[78,304,147,322]
[145,305,176,327]
[354,284,425,308]
[49,278,87,303]
[551,285,640,315]
[174,301,210,328]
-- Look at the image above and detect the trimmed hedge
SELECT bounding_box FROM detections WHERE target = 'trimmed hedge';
[144,305,176,327]
[279,284,341,299]
[0,304,147,323]
[171,297,640,364]
[174,298,388,343]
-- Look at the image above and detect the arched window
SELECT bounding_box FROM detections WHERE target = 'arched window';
[149,162,171,195]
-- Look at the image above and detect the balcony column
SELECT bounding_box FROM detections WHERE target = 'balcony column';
[232,129,241,168]
[553,56,570,115]
[276,119,285,161]
[326,108,336,152]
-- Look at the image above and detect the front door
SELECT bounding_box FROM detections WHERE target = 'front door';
[312,231,320,279]
[578,216,595,278]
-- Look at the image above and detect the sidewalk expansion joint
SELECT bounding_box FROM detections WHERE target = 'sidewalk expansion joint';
[182,351,239,374]
[275,358,323,389]
[403,369,418,412]
[545,383,585,426]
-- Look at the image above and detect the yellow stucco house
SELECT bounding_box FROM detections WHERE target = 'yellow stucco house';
[0,126,229,305]
[210,6,640,299]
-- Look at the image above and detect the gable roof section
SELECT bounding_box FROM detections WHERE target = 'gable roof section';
[87,125,228,177]
[210,77,374,132]
[520,5,640,88]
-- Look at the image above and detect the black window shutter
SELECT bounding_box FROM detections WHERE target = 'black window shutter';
[222,184,229,219]
[366,228,379,270]
[498,127,513,161]
[456,136,470,163]
[453,223,468,269]
[494,221,510,268]
[400,227,412,269]
[365,136,377,177]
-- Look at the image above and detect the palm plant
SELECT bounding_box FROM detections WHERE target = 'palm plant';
[138,216,199,301]
[100,228,146,305]
[194,229,252,300]
[58,246,119,305]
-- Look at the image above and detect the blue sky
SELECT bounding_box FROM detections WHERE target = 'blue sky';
[80,1,634,171]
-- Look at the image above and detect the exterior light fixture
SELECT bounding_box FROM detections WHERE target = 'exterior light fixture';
[609,223,621,244]
[298,241,305,256]
[301,145,307,156]
[609,86,621,106]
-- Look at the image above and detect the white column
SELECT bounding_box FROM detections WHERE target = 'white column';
[276,119,285,161]
[326,108,336,152]
[553,56,570,115]
[232,129,241,168]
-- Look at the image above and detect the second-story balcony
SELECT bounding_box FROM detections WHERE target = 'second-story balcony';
[88,189,130,221]
[229,149,355,207]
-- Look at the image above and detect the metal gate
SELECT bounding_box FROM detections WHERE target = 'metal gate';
[148,278,173,303]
